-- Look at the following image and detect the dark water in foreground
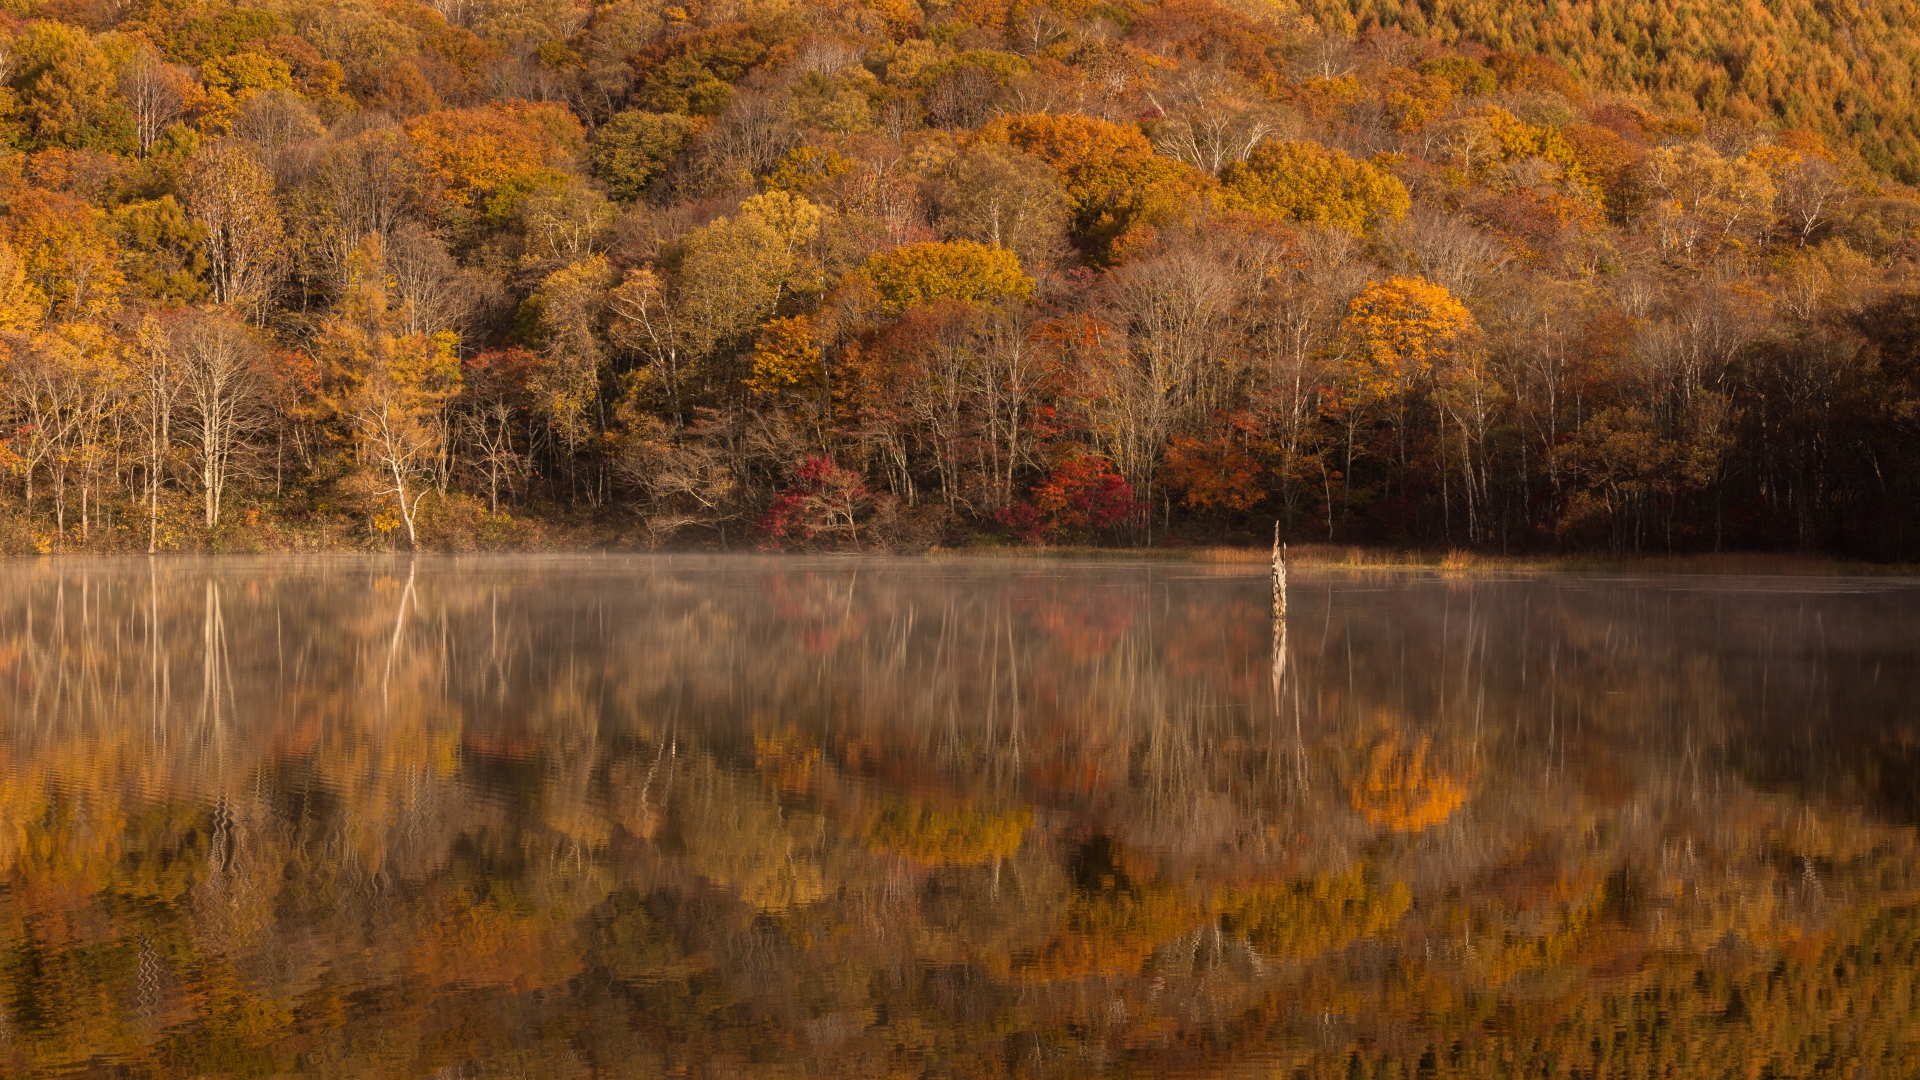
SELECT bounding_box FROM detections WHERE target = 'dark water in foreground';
[2,556,1918,1079]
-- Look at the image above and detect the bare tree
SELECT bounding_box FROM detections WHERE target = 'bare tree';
[1103,239,1246,441]
[461,401,523,515]
[295,127,422,293]
[926,65,1003,130]
[972,304,1050,511]
[1149,65,1281,176]
[928,144,1070,270]
[185,143,288,322]
[1379,206,1512,300]
[118,45,188,158]
[173,312,270,530]
[1774,154,1849,246]
[131,316,184,551]
[231,90,326,189]
[1288,33,1357,81]
[386,223,474,338]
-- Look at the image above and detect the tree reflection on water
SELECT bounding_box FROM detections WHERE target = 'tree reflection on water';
[0,556,1916,1077]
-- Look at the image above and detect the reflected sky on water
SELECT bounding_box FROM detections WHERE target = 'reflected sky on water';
[1,555,1918,1077]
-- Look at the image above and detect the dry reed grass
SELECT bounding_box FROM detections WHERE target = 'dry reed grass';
[944,543,1913,576]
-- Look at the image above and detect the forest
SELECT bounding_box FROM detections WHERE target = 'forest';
[2,0,1920,555]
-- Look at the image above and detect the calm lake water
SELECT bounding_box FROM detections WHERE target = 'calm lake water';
[1,555,1917,1078]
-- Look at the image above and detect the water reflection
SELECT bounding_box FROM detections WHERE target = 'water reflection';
[1,556,1917,1077]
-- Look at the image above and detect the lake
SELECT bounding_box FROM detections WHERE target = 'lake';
[1,555,1917,1077]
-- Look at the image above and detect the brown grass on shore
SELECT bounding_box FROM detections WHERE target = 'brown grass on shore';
[939,542,1912,576]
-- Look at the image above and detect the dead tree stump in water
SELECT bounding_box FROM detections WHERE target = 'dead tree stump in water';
[1271,523,1287,623]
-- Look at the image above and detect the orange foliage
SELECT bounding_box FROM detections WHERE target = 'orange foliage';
[1346,736,1468,831]
[405,103,583,220]
[1162,431,1266,512]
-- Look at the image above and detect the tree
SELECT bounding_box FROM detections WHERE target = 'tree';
[385,223,474,339]
[978,112,1212,257]
[1640,144,1776,258]
[1335,276,1478,508]
[7,190,122,324]
[972,304,1054,512]
[184,141,287,320]
[1750,136,1853,246]
[129,316,181,552]
[615,413,743,543]
[14,323,125,542]
[521,255,614,474]
[11,22,136,153]
[458,347,535,515]
[0,238,49,332]
[929,143,1070,271]
[999,452,1140,542]
[405,103,583,224]
[1162,432,1265,513]
[517,176,615,266]
[171,310,270,530]
[318,243,463,548]
[870,301,983,508]
[589,110,691,199]
[1221,140,1410,234]
[759,457,873,548]
[859,240,1033,315]
[1083,237,1245,503]
[107,197,211,305]
[116,45,192,158]
[295,127,423,293]
[610,193,821,417]
[1148,63,1278,176]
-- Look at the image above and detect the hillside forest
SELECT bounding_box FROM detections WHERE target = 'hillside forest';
[4,0,1920,554]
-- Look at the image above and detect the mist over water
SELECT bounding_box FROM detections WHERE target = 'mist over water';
[2,555,1917,1077]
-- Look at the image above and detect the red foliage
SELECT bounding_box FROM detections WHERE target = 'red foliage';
[997,453,1140,542]
[462,347,538,403]
[760,457,873,548]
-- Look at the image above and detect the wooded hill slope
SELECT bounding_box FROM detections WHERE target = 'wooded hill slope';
[1304,0,1920,182]
[3,0,1920,555]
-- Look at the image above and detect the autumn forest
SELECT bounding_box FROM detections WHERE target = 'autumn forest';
[2,0,1920,555]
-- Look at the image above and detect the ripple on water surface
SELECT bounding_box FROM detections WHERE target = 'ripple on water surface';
[1,554,1917,1076]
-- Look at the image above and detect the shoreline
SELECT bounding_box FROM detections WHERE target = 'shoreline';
[926,543,1920,576]
[5,540,1913,577]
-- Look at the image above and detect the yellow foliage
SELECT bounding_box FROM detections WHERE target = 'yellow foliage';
[1483,106,1595,198]
[0,238,47,332]
[866,803,1031,866]
[976,112,1210,254]
[6,189,123,323]
[746,314,823,398]
[738,189,822,253]
[1225,867,1412,957]
[1339,275,1478,401]
[1220,139,1409,233]
[406,103,584,218]
[857,239,1033,314]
